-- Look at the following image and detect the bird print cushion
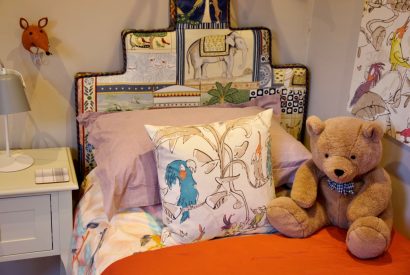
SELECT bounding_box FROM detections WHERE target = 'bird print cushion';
[144,109,275,246]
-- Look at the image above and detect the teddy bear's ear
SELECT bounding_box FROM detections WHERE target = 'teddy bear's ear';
[362,121,384,142]
[306,116,325,137]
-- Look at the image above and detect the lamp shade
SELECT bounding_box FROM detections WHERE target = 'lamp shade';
[0,73,30,115]
[0,69,33,172]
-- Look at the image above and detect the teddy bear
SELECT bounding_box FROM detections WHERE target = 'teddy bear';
[267,116,393,259]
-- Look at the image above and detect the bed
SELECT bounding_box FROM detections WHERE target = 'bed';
[71,171,410,275]
[70,1,410,274]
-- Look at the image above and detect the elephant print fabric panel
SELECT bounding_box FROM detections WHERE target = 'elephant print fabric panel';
[184,29,254,84]
[144,109,276,246]
[348,2,410,146]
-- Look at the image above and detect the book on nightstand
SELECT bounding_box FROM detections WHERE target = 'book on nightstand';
[35,168,69,184]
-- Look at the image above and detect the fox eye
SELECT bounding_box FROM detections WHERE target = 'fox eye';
[40,29,43,33]
[350,155,356,160]
[325,153,329,158]
[29,32,33,35]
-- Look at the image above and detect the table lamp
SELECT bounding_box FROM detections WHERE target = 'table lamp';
[0,61,33,172]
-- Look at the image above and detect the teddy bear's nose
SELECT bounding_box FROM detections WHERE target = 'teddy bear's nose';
[334,169,345,177]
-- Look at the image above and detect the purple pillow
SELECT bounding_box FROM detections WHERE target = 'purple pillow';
[215,94,281,120]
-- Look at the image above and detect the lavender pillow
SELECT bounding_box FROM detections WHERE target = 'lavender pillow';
[269,120,311,186]
[215,94,281,120]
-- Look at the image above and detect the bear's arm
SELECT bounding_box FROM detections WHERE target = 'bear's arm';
[347,167,392,222]
[291,159,321,208]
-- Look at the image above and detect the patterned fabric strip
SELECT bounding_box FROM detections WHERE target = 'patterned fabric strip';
[327,179,355,196]
[176,23,228,29]
[177,28,185,85]
[253,30,261,82]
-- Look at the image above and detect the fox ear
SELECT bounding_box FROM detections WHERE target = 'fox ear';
[38,17,48,28]
[20,18,29,30]
[306,116,325,137]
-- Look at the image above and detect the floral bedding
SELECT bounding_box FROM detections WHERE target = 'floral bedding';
[71,171,163,275]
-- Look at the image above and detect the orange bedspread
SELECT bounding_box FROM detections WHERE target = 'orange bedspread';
[103,227,410,275]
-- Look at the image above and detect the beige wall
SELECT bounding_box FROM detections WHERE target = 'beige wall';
[234,0,314,64]
[0,0,170,150]
[0,0,408,239]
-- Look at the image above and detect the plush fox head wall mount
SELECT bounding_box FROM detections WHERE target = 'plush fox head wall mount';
[19,17,51,56]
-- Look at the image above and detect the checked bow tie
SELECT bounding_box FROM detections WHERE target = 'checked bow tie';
[327,179,355,196]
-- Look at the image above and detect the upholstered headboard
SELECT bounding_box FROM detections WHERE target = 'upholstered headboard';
[75,0,309,180]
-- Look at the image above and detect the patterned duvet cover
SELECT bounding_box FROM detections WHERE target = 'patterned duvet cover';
[71,171,163,275]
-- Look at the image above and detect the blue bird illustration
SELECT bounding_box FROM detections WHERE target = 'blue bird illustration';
[165,159,199,223]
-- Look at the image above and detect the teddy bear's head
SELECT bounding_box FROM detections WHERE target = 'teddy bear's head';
[306,116,384,183]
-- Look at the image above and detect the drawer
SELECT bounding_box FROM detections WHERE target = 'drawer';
[0,194,52,256]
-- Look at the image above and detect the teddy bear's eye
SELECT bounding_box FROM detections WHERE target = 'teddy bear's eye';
[350,155,356,160]
[325,153,329,158]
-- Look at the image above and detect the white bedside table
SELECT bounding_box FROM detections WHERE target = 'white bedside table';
[0,147,78,274]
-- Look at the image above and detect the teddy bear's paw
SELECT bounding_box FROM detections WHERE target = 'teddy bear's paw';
[267,197,309,238]
[346,217,391,259]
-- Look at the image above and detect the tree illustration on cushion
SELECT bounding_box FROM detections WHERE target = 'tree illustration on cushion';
[151,113,271,227]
